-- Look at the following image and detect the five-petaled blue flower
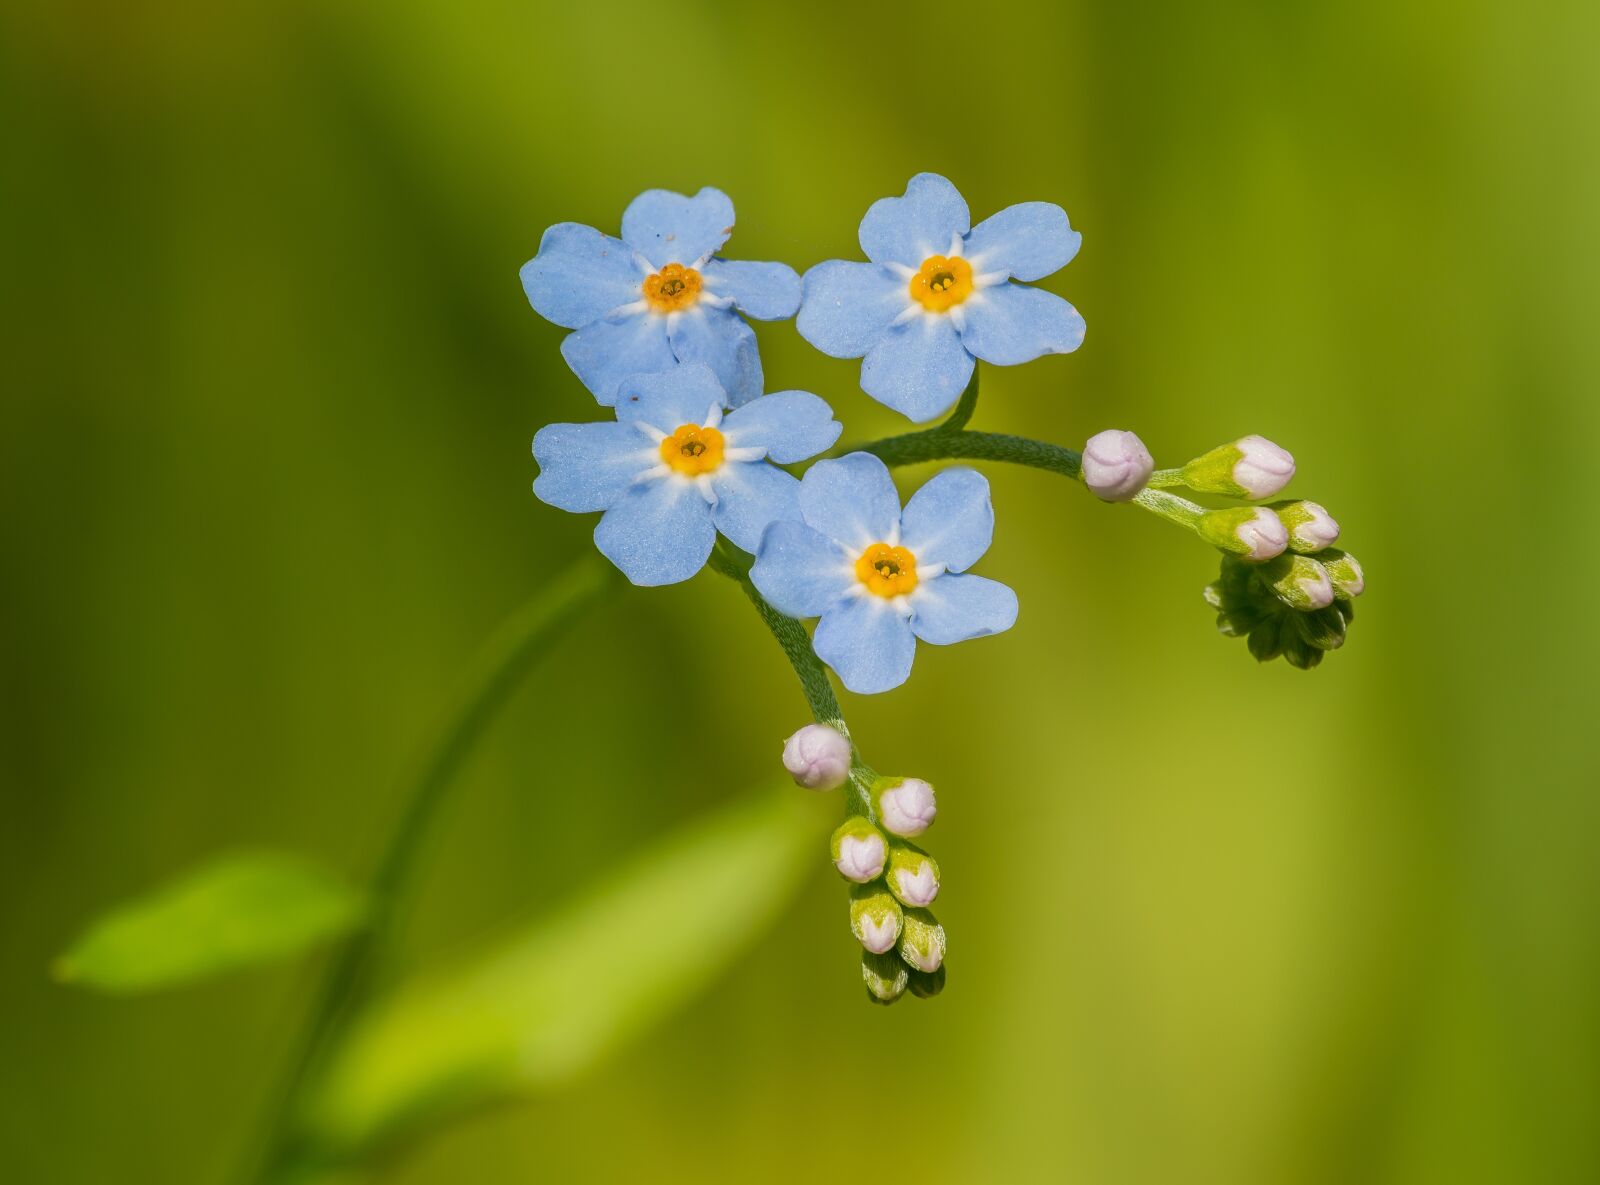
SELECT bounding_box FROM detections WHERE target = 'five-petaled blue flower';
[522,187,801,408]
[533,364,841,587]
[751,453,1018,693]
[797,173,1086,423]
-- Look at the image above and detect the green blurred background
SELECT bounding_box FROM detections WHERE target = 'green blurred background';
[5,0,1599,1181]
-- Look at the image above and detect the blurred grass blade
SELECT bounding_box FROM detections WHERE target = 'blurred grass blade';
[297,788,814,1161]
[54,852,366,994]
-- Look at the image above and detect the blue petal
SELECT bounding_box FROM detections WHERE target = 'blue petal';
[796,261,906,359]
[958,284,1086,366]
[860,316,975,423]
[813,597,917,694]
[909,573,1019,645]
[710,461,801,553]
[593,479,715,586]
[520,223,643,330]
[531,421,654,513]
[798,452,902,551]
[560,312,677,406]
[858,173,971,268]
[613,363,727,432]
[668,306,763,407]
[720,391,841,463]
[621,187,736,268]
[898,467,994,573]
[962,202,1082,282]
[701,259,801,321]
[751,520,855,618]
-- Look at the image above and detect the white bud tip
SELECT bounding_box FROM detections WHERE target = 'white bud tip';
[878,778,937,837]
[1298,566,1336,609]
[1237,507,1289,561]
[1234,435,1296,499]
[1338,555,1365,597]
[1293,502,1341,551]
[1082,429,1155,502]
[781,723,851,791]
[892,861,940,907]
[835,833,887,883]
[856,915,900,954]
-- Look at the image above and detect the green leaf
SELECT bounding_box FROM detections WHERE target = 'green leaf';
[55,851,366,994]
[296,788,815,1162]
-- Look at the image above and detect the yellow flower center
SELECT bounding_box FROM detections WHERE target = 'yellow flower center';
[642,262,703,313]
[659,422,725,476]
[855,542,919,598]
[908,254,974,313]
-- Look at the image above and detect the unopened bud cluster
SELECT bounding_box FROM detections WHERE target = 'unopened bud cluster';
[828,775,947,1005]
[1204,532,1364,670]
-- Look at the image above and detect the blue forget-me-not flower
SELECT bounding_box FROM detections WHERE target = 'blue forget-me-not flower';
[797,173,1085,423]
[533,364,841,586]
[522,187,801,407]
[751,452,1018,693]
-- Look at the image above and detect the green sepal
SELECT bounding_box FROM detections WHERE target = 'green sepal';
[862,950,908,1005]
[849,883,904,952]
[1181,442,1249,498]
[897,907,946,974]
[1197,506,1271,556]
[1317,548,1365,600]
[886,841,940,908]
[1259,553,1334,611]
[908,965,947,999]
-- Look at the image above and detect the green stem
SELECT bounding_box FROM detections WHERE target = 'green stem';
[708,543,875,818]
[856,428,1208,534]
[243,555,618,1183]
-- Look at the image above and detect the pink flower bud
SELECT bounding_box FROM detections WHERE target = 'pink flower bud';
[781,723,851,791]
[1081,429,1155,502]
[876,778,937,837]
[1232,435,1296,499]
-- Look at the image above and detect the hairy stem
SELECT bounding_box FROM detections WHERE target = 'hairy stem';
[243,555,618,1182]
[709,543,876,818]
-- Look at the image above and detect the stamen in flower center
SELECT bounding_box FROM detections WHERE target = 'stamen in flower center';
[908,254,974,313]
[660,423,725,476]
[642,262,704,313]
[855,542,919,598]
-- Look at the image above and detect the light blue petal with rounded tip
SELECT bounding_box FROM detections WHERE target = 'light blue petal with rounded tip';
[963,202,1082,282]
[710,461,801,553]
[701,259,801,321]
[909,573,1019,645]
[520,223,643,330]
[798,452,902,551]
[613,363,727,432]
[858,173,971,268]
[958,284,1086,366]
[531,421,654,513]
[593,479,716,586]
[796,260,905,358]
[621,187,736,268]
[668,305,763,407]
[751,520,855,618]
[814,597,917,694]
[899,467,994,573]
[860,315,974,423]
[720,391,841,463]
[560,312,676,406]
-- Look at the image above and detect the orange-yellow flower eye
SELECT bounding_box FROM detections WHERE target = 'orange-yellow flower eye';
[642,262,704,313]
[908,255,974,313]
[659,422,725,476]
[854,542,919,598]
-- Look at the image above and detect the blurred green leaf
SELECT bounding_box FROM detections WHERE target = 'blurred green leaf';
[55,852,366,994]
[296,787,815,1161]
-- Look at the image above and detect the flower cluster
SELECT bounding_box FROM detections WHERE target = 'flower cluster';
[519,176,1365,1002]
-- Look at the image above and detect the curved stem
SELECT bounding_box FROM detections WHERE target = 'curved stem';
[243,555,619,1183]
[855,427,1208,533]
[709,543,875,818]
